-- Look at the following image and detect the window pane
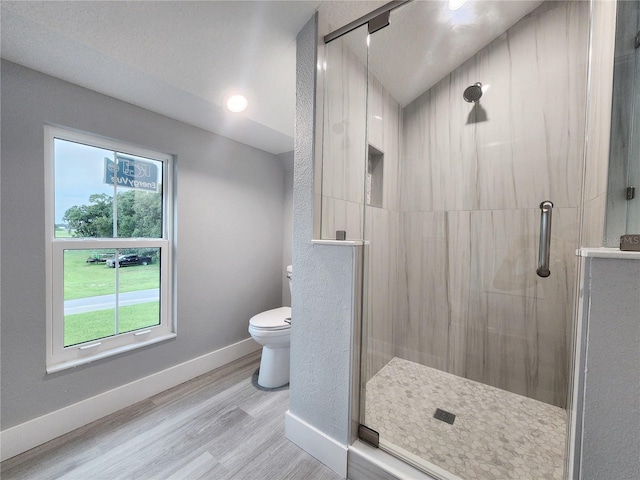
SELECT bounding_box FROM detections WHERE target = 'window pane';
[115,247,161,333]
[55,139,116,238]
[114,156,163,238]
[64,249,117,346]
[54,140,163,239]
[63,248,161,347]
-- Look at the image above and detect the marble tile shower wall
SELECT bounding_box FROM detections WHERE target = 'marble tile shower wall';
[398,1,589,407]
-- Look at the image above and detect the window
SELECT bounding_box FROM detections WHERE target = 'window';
[45,127,175,373]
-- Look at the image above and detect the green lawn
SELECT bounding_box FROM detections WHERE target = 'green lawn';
[55,227,72,238]
[64,250,160,300]
[64,302,160,346]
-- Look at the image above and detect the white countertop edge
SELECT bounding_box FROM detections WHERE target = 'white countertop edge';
[578,247,640,260]
[311,239,366,246]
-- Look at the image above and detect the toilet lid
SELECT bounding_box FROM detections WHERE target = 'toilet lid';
[249,306,291,330]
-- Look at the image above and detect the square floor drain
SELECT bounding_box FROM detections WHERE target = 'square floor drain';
[434,408,456,425]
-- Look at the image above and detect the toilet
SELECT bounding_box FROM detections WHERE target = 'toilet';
[248,265,292,388]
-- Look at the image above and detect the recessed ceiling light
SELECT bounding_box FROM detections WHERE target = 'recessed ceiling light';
[226,94,248,113]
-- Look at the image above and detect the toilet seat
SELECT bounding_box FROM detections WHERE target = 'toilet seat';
[249,306,291,331]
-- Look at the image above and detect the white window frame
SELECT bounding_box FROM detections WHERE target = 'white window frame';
[45,126,176,373]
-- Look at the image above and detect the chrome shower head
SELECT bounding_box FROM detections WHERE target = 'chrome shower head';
[463,82,483,103]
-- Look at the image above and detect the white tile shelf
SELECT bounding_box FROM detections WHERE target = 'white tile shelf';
[311,239,366,246]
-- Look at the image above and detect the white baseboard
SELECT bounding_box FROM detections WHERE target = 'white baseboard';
[0,338,261,462]
[285,410,348,478]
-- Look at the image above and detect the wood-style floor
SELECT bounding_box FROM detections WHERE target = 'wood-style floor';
[1,352,341,480]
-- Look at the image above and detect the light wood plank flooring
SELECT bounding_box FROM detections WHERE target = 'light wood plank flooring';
[1,352,341,480]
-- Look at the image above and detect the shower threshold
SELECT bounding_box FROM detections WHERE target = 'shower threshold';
[364,357,567,480]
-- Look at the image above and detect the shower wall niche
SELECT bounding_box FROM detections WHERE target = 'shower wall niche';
[366,145,383,207]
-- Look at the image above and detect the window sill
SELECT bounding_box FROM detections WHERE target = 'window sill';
[46,333,177,374]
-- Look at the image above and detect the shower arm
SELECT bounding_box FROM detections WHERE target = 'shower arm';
[536,201,554,278]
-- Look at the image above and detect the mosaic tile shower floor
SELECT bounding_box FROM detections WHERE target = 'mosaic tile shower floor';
[364,357,567,480]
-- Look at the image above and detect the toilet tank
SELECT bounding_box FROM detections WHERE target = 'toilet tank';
[286,265,292,294]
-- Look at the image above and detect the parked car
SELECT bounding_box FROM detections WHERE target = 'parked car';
[106,254,152,267]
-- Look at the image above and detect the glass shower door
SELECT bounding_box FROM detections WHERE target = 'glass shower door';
[355,1,590,479]
[319,24,369,242]
[627,1,640,234]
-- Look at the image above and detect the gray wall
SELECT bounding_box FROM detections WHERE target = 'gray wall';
[289,15,356,445]
[0,60,286,429]
[579,256,640,480]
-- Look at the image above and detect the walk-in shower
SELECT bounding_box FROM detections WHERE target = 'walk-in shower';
[318,0,596,478]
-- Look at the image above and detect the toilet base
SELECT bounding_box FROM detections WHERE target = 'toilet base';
[258,346,290,388]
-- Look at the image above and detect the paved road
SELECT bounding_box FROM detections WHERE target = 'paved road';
[65,288,159,315]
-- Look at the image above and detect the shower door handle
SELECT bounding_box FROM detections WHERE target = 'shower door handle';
[536,201,554,278]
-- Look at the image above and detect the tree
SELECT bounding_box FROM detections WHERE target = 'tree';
[63,190,162,238]
[63,193,113,237]
[116,190,162,238]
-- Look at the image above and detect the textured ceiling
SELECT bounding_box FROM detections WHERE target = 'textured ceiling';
[1,0,542,155]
